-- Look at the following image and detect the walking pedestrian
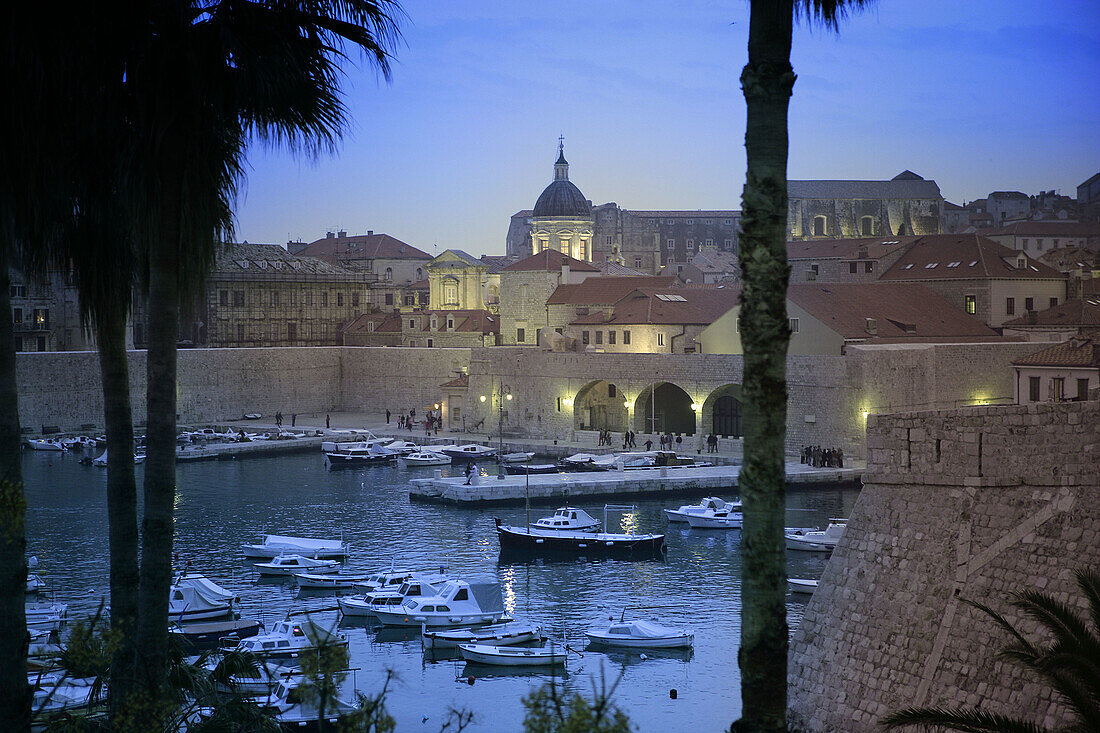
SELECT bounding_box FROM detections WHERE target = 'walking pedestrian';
[645,438,653,451]
[386,409,391,424]
[291,413,296,427]
[464,462,476,485]
[325,414,330,429]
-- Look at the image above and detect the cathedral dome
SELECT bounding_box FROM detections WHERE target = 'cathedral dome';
[532,143,591,218]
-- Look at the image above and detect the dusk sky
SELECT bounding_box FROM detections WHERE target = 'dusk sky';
[235,0,1100,256]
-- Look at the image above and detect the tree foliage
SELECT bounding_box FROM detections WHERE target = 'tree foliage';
[522,670,633,733]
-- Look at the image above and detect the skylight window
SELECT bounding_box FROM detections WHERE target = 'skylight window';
[947,261,961,268]
[968,261,979,267]
[902,263,915,270]
[1029,265,1039,272]
[655,294,687,302]
[924,262,939,269]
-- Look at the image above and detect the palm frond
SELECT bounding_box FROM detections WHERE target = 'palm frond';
[794,0,875,31]
[963,599,1038,657]
[881,706,1048,732]
[1013,590,1096,650]
[1075,569,1100,642]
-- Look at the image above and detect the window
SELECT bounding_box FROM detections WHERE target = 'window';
[10,284,27,298]
[902,263,915,270]
[352,292,360,307]
[384,267,392,281]
[634,257,642,268]
[33,309,49,329]
[608,384,616,398]
[657,333,665,347]
[686,219,693,225]
[582,331,590,345]
[849,262,858,274]
[336,292,344,307]
[12,308,21,324]
[705,219,712,225]
[1021,238,1029,250]
[287,323,297,341]
[605,235,612,246]
[811,263,820,275]
[1051,377,1065,401]
[705,238,713,246]
[271,291,279,306]
[1053,239,1060,247]
[813,216,826,237]
[860,216,874,236]
[321,292,328,307]
[409,319,415,328]
[595,331,603,344]
[237,324,244,341]
[219,290,228,306]
[270,323,279,341]
[1036,238,1044,249]
[608,330,616,344]
[385,293,394,306]
[37,336,46,351]
[1049,297,1058,308]
[1025,297,1034,311]
[517,328,525,343]
[446,316,454,329]
[789,318,800,333]
[443,281,458,305]
[623,330,631,345]
[234,290,245,306]
[1006,297,1015,315]
[925,262,939,269]
[403,295,413,306]
[426,338,433,347]
[724,219,732,225]
[724,239,732,248]
[666,219,674,225]
[667,239,674,249]
[1078,378,1090,400]
[687,239,694,249]
[1029,376,1040,402]
[965,295,976,315]
[305,292,312,306]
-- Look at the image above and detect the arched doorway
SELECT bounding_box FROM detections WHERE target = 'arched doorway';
[633,382,696,435]
[573,380,627,432]
[702,384,743,438]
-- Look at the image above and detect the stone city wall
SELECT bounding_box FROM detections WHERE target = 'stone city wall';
[788,399,1100,731]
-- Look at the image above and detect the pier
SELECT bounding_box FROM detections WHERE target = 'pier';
[408,463,862,506]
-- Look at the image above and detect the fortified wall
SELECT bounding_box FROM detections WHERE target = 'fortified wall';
[788,400,1100,731]
[15,341,1040,457]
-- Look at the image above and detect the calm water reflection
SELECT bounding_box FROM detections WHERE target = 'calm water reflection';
[23,450,858,731]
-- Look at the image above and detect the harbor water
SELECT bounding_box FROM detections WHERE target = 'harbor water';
[23,450,859,731]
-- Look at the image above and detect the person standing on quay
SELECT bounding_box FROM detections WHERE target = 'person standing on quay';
[386,409,390,424]
[325,414,330,429]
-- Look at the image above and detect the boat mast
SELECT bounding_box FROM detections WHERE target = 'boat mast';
[525,462,531,533]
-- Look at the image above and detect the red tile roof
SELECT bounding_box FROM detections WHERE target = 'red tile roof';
[983,222,1100,237]
[569,286,741,326]
[1038,247,1098,271]
[297,233,432,264]
[502,249,600,273]
[1003,298,1100,329]
[547,276,679,305]
[340,312,403,334]
[418,310,499,334]
[786,283,1002,340]
[787,236,918,261]
[1012,337,1100,368]
[879,234,1064,281]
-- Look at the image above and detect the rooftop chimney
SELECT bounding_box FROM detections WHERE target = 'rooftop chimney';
[326,231,335,239]
[561,264,571,283]
[337,230,347,238]
[865,317,878,335]
[367,230,374,236]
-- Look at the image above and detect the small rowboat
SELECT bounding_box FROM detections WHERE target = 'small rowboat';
[457,643,567,666]
[294,572,374,589]
[422,621,541,650]
[500,452,535,463]
[787,578,819,594]
[585,619,694,649]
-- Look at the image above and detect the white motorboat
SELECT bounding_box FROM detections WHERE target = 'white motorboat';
[243,412,262,420]
[338,573,447,617]
[352,568,416,594]
[458,642,566,667]
[785,520,847,552]
[423,621,542,650]
[242,534,349,560]
[293,571,372,589]
[231,619,348,660]
[26,573,46,594]
[664,496,739,522]
[27,438,65,451]
[399,451,451,467]
[586,619,694,648]
[500,451,535,463]
[495,504,666,555]
[531,507,601,533]
[26,603,68,632]
[319,435,394,454]
[169,573,237,622]
[372,580,507,628]
[440,444,497,462]
[61,436,97,450]
[383,440,421,455]
[323,442,397,466]
[254,554,340,576]
[30,672,104,716]
[91,449,146,466]
[254,675,357,728]
[685,507,744,530]
[560,453,614,471]
[788,578,819,594]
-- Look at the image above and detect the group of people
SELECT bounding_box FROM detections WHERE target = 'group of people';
[801,445,844,468]
[705,434,720,453]
[274,411,296,428]
[392,408,442,436]
[657,433,683,450]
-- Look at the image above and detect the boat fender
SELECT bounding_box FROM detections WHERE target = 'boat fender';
[466,676,475,685]
[670,689,677,699]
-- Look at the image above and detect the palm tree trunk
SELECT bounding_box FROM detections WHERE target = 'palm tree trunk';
[734,2,795,731]
[95,307,140,717]
[0,249,30,730]
[136,197,181,716]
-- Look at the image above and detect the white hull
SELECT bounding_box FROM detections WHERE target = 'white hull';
[256,563,339,577]
[336,596,378,617]
[585,632,694,648]
[373,609,507,628]
[423,622,541,650]
[400,454,451,466]
[788,578,819,594]
[294,573,371,589]
[170,605,233,622]
[458,643,566,666]
[28,440,64,452]
[686,513,743,529]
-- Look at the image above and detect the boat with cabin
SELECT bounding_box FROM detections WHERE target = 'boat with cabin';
[27,438,65,451]
[440,444,498,462]
[242,534,349,560]
[399,451,451,467]
[785,520,847,552]
[685,506,744,529]
[495,505,666,555]
[229,619,348,661]
[531,507,600,533]
[500,451,535,463]
[586,618,694,648]
[372,580,507,628]
[169,573,237,622]
[664,496,739,522]
[254,555,340,576]
[338,573,447,617]
[254,674,357,730]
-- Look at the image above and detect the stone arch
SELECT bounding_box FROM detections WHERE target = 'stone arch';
[701,384,743,439]
[633,382,696,436]
[573,380,628,432]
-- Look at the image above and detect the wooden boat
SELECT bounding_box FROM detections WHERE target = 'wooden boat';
[242,534,349,560]
[785,521,847,552]
[787,578,819,594]
[293,571,373,589]
[504,463,558,475]
[495,505,665,555]
[423,620,541,650]
[255,555,340,577]
[169,618,263,648]
[586,619,694,648]
[458,642,567,667]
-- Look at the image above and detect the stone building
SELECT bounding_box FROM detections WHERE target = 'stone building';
[660,250,740,283]
[525,143,594,262]
[787,170,943,240]
[7,267,103,352]
[877,234,1066,327]
[1077,170,1100,222]
[1011,336,1098,403]
[697,282,1002,357]
[1039,247,1099,299]
[787,236,915,283]
[341,309,499,348]
[203,243,374,347]
[982,221,1100,256]
[1001,298,1100,342]
[544,275,679,338]
[985,190,1031,224]
[425,250,500,313]
[497,249,599,346]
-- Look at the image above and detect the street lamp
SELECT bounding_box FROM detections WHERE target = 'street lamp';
[494,381,512,472]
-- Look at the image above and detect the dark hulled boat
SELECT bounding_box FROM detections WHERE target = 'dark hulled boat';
[494,518,665,555]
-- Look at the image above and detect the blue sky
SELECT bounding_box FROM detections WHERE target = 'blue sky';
[235,0,1100,256]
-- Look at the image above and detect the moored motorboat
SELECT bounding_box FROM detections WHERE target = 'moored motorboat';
[495,505,665,556]
[352,568,416,594]
[440,444,497,462]
[26,573,46,594]
[169,573,237,622]
[339,573,447,617]
[91,449,147,466]
[399,451,451,467]
[685,507,744,529]
[423,620,541,650]
[664,496,738,522]
[531,507,600,533]
[504,463,558,475]
[787,578,819,594]
[254,554,340,576]
[293,571,373,589]
[785,520,847,552]
[169,618,263,649]
[372,580,507,628]
[230,619,348,660]
[26,602,68,632]
[242,534,349,560]
[500,451,535,463]
[585,619,694,648]
[27,438,65,451]
[254,674,357,729]
[457,642,566,667]
[559,453,614,471]
[323,444,396,467]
